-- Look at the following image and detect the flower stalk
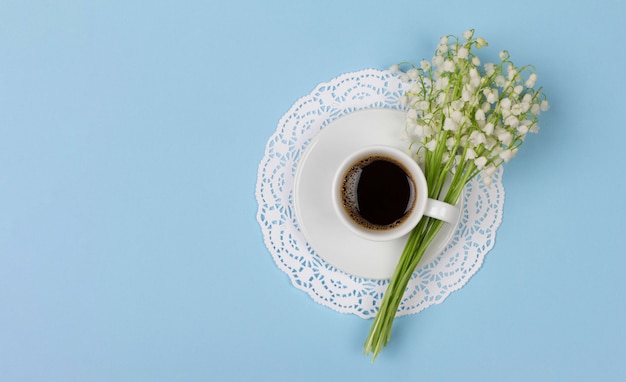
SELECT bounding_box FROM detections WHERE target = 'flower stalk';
[364,30,549,361]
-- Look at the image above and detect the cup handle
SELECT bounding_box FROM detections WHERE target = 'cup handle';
[423,198,460,224]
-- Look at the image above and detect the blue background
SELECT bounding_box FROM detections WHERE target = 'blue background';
[1,1,624,381]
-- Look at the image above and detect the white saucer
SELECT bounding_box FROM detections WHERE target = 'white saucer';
[293,108,462,280]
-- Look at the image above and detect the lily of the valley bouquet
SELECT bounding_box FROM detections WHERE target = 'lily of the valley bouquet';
[364,30,549,361]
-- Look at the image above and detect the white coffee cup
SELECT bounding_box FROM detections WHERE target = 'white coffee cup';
[331,145,459,241]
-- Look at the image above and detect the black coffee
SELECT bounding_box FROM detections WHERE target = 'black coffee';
[341,155,416,230]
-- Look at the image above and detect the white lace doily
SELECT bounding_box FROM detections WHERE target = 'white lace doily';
[255,69,505,319]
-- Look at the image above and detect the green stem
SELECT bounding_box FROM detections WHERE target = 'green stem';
[363,175,466,362]
[363,217,443,361]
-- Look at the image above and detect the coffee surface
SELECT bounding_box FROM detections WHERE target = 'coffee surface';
[341,155,416,230]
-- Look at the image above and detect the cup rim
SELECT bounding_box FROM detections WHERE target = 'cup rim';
[331,145,428,241]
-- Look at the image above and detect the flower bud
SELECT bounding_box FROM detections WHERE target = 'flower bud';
[484,63,495,76]
[484,165,497,177]
[466,148,477,159]
[446,137,456,150]
[443,117,458,132]
[525,73,537,88]
[475,109,486,121]
[497,130,513,146]
[482,122,494,135]
[499,148,517,163]
[474,156,488,169]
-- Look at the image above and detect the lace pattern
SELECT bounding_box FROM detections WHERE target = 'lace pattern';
[255,69,504,319]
